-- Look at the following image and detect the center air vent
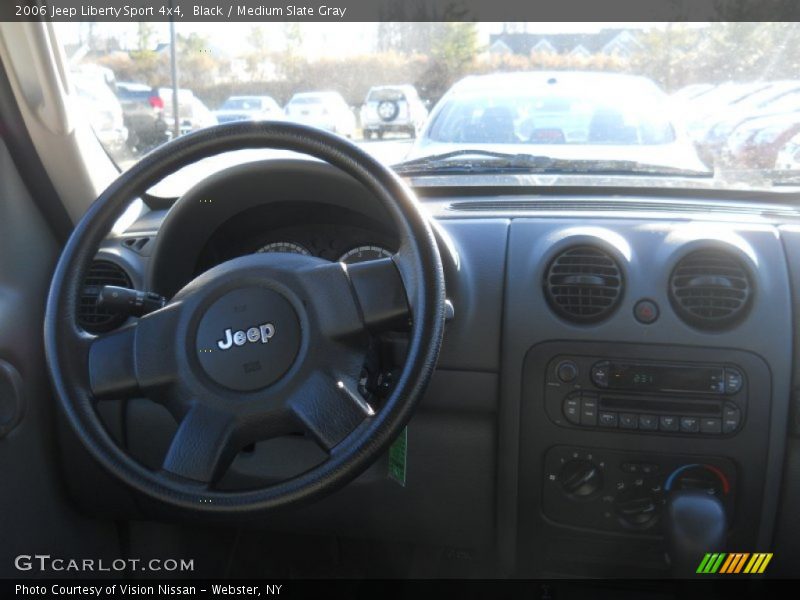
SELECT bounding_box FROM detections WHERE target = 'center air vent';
[544,246,623,323]
[669,249,753,330]
[78,260,132,333]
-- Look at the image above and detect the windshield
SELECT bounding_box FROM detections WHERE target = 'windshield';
[116,86,153,101]
[221,98,266,110]
[288,96,325,105]
[426,87,675,145]
[55,21,800,192]
[368,89,407,102]
[757,90,800,113]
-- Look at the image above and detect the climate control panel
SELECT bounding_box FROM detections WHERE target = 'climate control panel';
[542,445,736,533]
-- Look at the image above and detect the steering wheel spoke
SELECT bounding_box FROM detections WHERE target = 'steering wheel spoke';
[88,303,181,400]
[289,371,374,452]
[161,403,240,485]
[347,257,410,332]
[88,325,138,399]
[291,260,365,340]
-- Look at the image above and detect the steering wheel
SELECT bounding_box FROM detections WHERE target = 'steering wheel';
[44,121,445,513]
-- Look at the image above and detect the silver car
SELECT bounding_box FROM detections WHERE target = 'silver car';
[72,73,128,154]
[360,85,428,139]
[214,95,284,124]
[410,71,705,171]
[284,91,357,138]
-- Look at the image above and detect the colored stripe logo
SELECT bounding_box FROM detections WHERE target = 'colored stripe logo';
[697,553,773,574]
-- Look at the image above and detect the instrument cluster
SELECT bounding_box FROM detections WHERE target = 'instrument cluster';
[257,241,393,264]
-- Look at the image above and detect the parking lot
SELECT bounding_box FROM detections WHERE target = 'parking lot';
[117,132,414,175]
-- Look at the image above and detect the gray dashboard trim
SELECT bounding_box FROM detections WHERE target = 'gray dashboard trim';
[497,218,792,574]
[92,195,795,575]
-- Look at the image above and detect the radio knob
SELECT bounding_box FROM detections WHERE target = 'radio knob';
[591,361,610,388]
[559,459,603,497]
[556,360,579,383]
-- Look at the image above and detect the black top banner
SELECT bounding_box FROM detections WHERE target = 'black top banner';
[4,0,800,22]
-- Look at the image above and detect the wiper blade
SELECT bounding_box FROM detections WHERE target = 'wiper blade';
[392,150,712,178]
[393,149,557,173]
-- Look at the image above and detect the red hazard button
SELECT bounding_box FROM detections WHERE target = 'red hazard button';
[633,299,659,324]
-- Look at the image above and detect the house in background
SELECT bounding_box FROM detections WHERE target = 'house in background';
[488,29,643,59]
[155,42,255,82]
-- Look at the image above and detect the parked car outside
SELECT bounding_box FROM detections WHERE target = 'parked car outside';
[214,95,284,123]
[284,91,357,138]
[115,82,169,152]
[774,130,800,171]
[682,82,774,142]
[697,83,800,164]
[360,85,428,139]
[71,73,128,155]
[722,111,800,169]
[159,88,219,135]
[409,71,706,171]
[670,83,715,103]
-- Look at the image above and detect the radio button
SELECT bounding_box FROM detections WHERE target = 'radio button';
[700,418,722,434]
[619,413,638,429]
[599,412,618,428]
[591,362,610,388]
[659,415,679,432]
[680,417,700,433]
[638,414,658,431]
[707,372,725,393]
[722,404,741,433]
[725,368,743,394]
[581,398,598,426]
[563,397,581,425]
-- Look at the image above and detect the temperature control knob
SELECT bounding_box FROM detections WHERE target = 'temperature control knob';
[559,459,603,497]
[666,464,730,497]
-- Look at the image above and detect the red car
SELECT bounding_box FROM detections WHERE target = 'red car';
[723,111,800,168]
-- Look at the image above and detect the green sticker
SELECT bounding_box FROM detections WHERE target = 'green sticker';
[388,427,408,486]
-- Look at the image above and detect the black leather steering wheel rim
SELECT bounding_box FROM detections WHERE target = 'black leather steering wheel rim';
[44,121,445,513]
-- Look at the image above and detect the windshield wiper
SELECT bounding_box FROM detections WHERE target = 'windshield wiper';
[393,149,555,173]
[392,149,712,178]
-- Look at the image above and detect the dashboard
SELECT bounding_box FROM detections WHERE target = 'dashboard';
[67,159,800,578]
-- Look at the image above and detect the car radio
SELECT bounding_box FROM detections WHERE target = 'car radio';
[543,356,747,436]
[589,361,742,395]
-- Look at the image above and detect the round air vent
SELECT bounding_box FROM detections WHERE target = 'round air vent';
[78,260,132,333]
[669,249,753,330]
[544,245,623,323]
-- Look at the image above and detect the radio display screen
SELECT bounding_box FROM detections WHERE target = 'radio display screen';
[607,363,723,393]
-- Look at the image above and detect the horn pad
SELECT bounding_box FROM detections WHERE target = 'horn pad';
[195,287,301,391]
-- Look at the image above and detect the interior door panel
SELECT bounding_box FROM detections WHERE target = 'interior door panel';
[0,139,118,577]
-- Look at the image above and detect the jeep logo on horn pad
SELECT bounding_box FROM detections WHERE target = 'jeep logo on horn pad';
[217,323,275,350]
[196,287,300,392]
